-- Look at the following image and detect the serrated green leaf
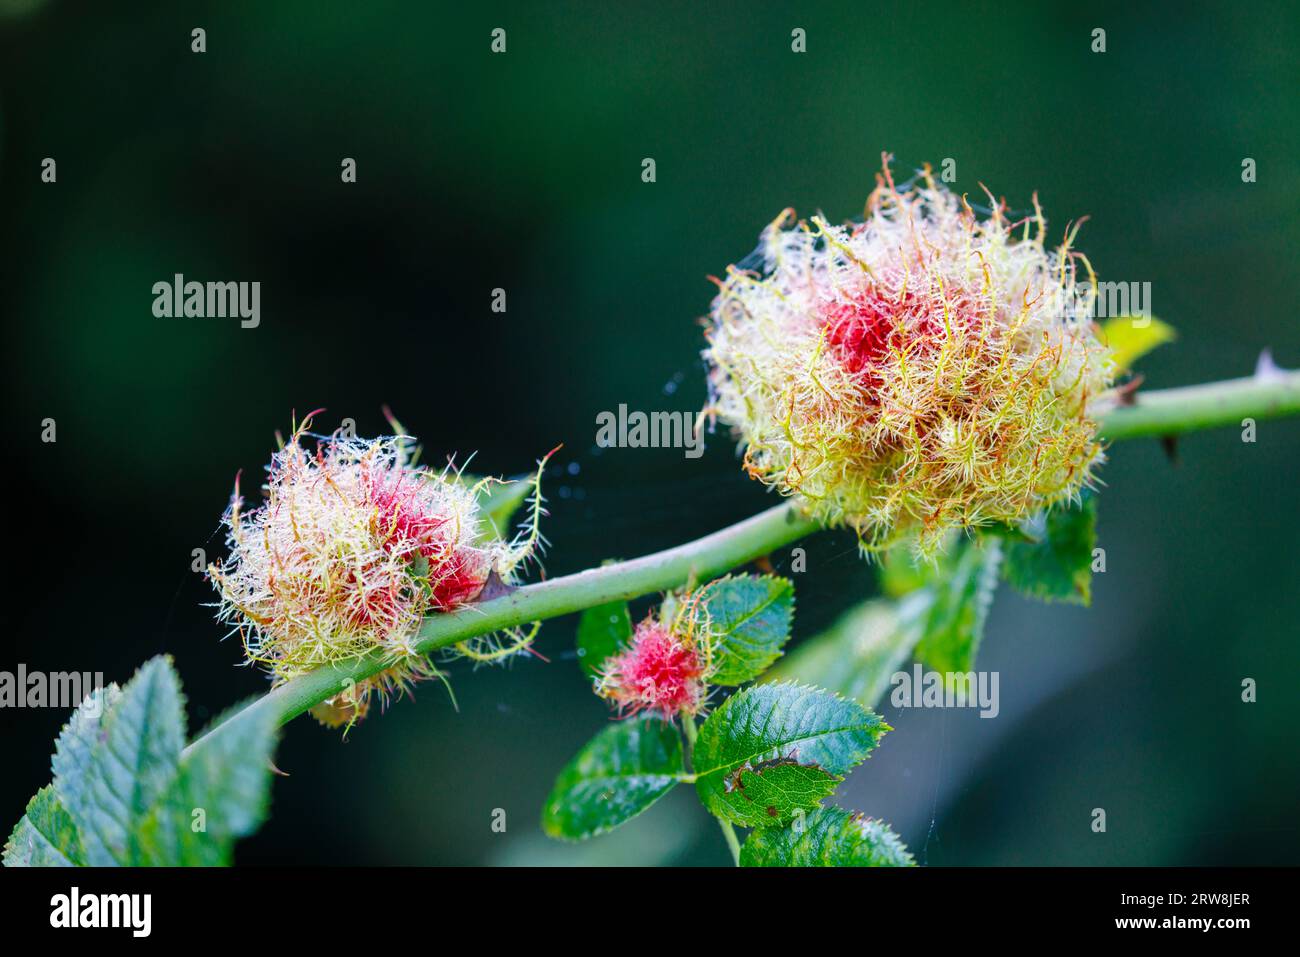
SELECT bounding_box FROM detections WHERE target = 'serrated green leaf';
[1002,497,1097,605]
[3,786,82,867]
[11,657,279,868]
[1101,315,1176,371]
[576,601,632,678]
[700,574,794,686]
[740,806,915,867]
[71,657,186,865]
[543,719,685,841]
[693,682,888,827]
[137,702,279,866]
[766,593,933,710]
[49,683,126,866]
[913,536,1002,674]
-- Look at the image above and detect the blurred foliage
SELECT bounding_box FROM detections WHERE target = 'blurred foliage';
[1102,315,1179,372]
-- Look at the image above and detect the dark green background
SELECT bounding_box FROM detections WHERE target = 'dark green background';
[2,0,1296,865]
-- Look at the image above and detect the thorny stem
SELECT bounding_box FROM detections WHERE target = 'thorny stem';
[183,371,1300,760]
[1093,370,1300,440]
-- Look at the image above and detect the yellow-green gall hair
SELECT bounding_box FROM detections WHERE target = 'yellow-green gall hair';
[704,162,1113,559]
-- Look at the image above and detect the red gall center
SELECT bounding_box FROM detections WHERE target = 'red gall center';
[821,280,985,391]
[604,621,704,719]
[366,466,489,610]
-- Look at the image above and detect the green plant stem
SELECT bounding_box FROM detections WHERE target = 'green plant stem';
[185,502,818,757]
[681,715,742,865]
[184,371,1300,758]
[716,815,743,865]
[1096,370,1300,440]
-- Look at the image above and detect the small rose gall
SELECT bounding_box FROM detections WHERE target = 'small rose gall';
[596,618,706,721]
[209,412,544,729]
